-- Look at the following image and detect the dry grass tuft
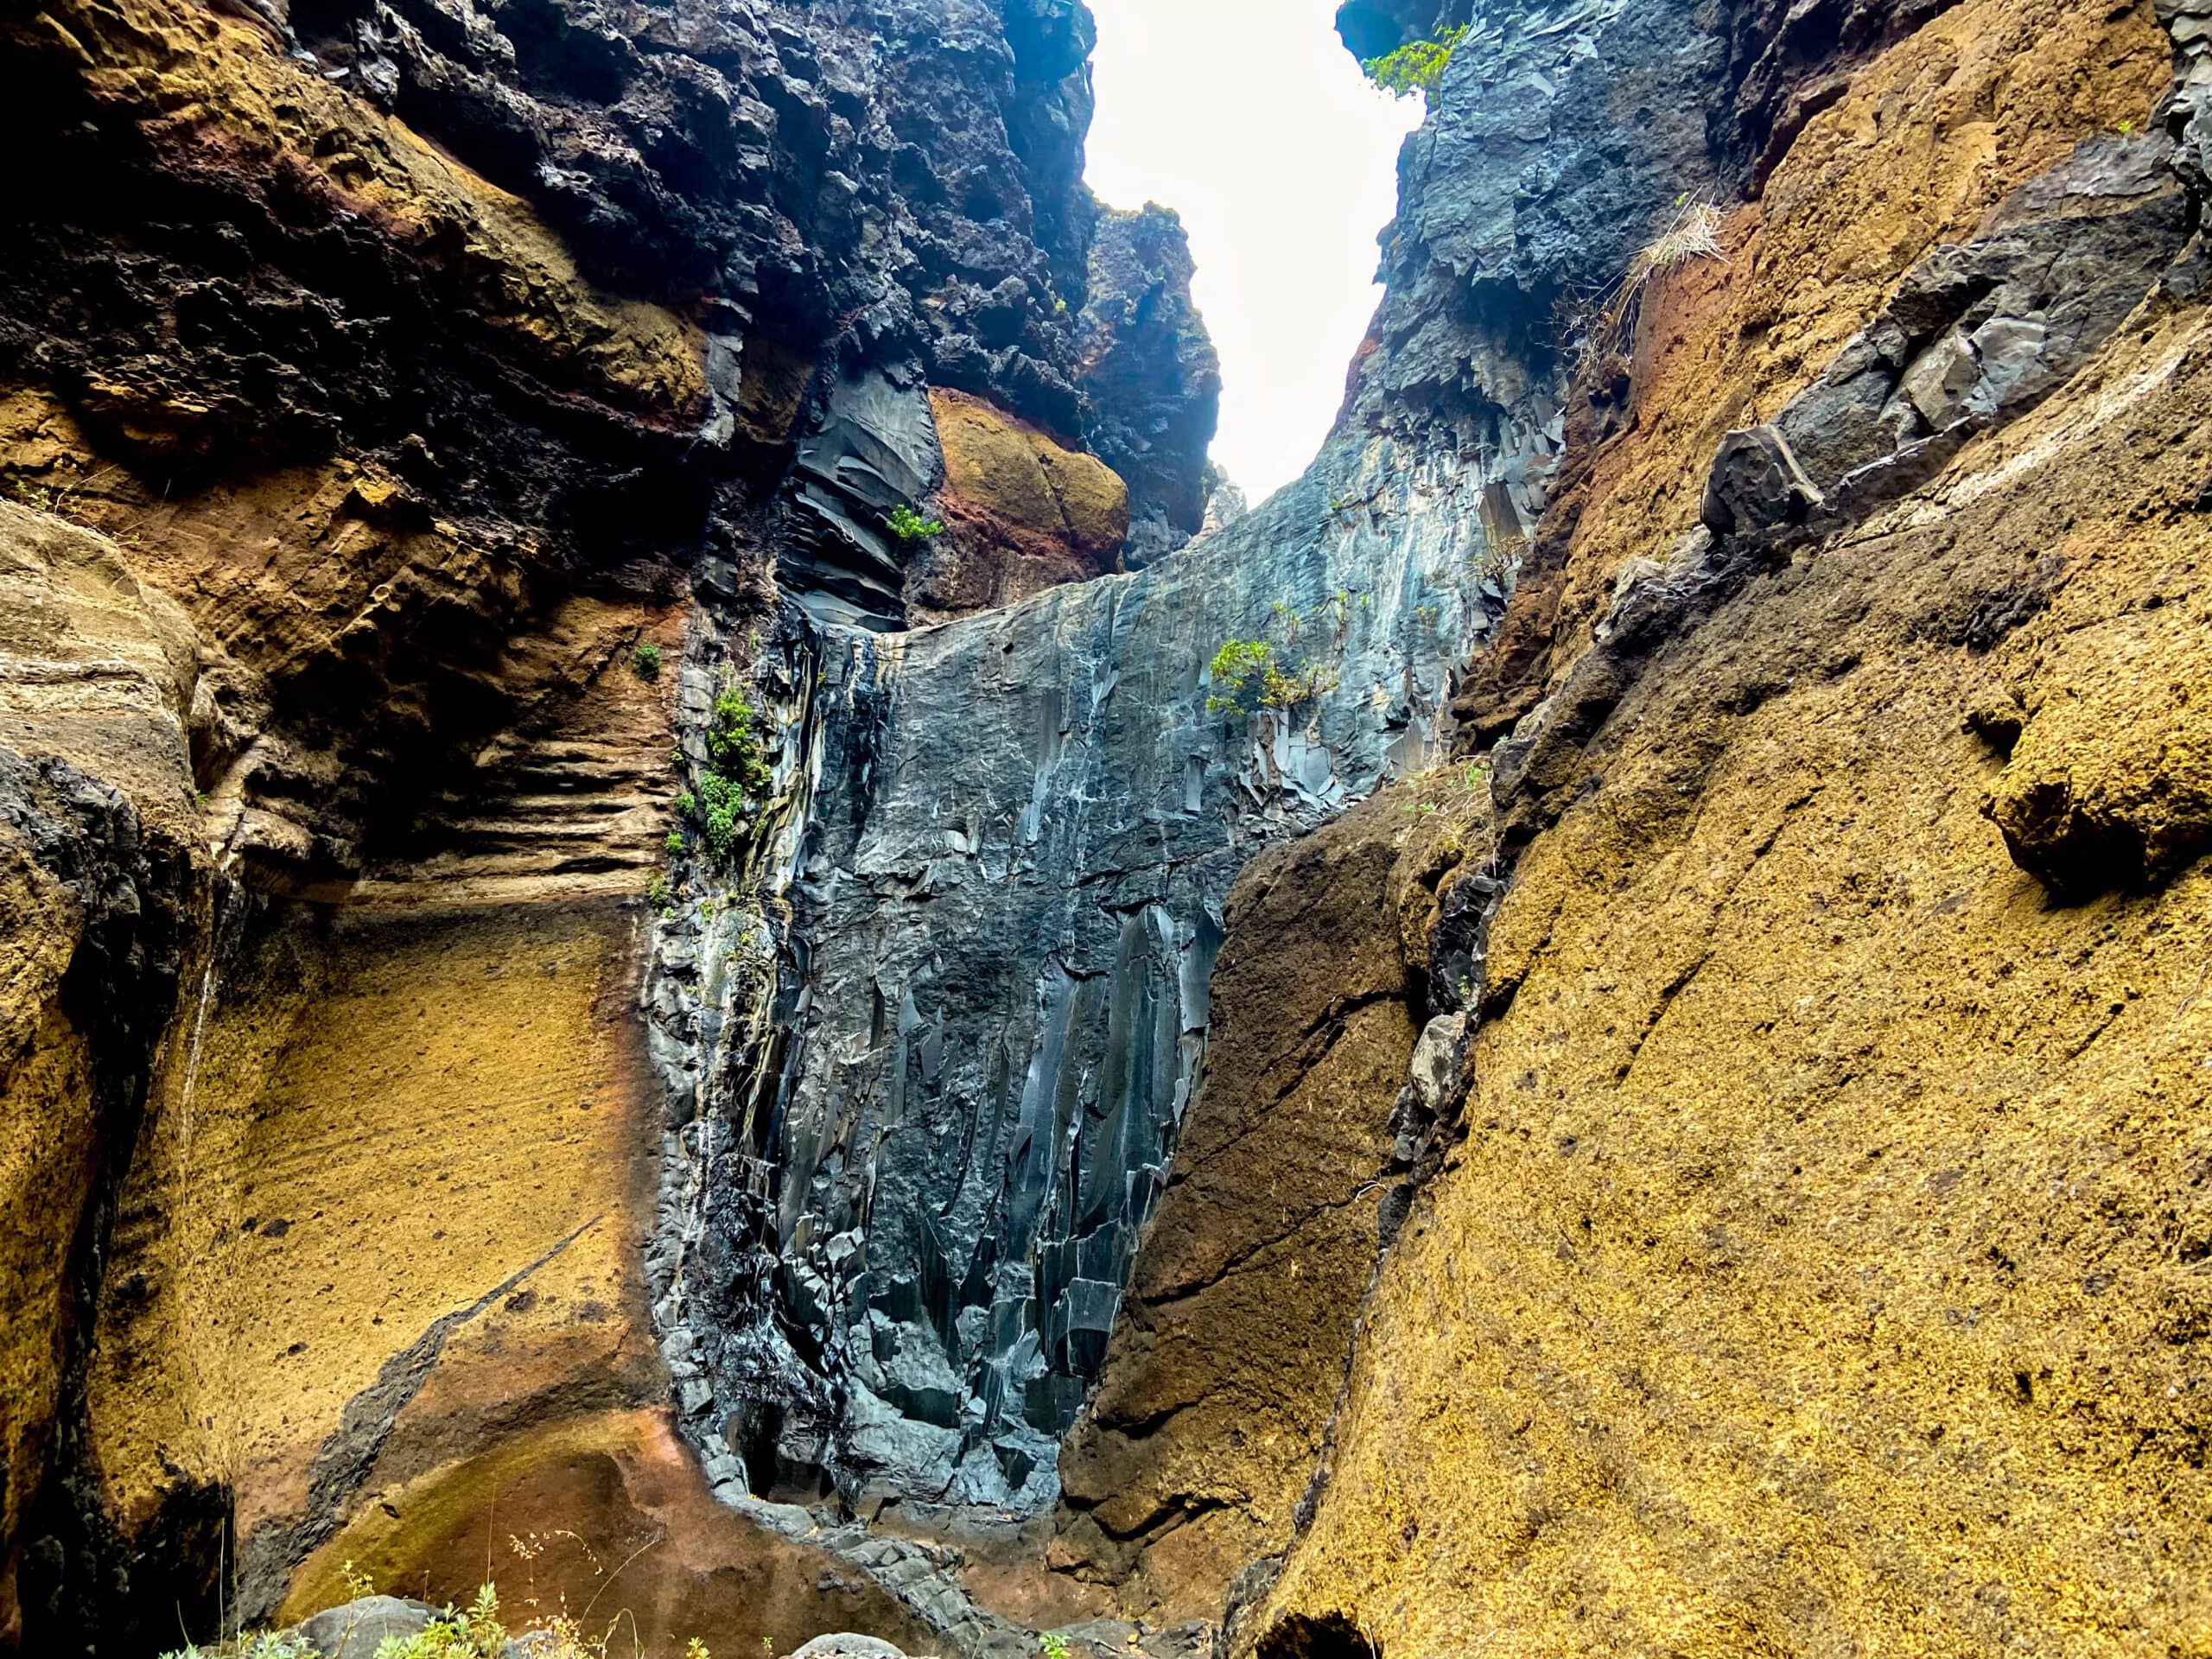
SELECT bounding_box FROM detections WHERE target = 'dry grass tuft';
[1562,199,1731,372]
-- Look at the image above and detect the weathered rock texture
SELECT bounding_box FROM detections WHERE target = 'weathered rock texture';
[1055,776,1493,1624]
[9,0,2212,1652]
[652,439,1502,1525]
[1110,0,2212,1655]
[1079,204,1222,567]
[917,389,1130,619]
[646,0,1751,1540]
[0,0,1219,1648]
[0,505,199,1647]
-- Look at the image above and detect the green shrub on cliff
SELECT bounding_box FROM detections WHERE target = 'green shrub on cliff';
[707,687,772,796]
[1362,25,1467,98]
[1205,639,1336,715]
[885,503,944,543]
[674,684,773,862]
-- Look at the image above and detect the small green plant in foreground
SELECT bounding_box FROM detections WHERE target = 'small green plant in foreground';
[885,504,944,543]
[158,1635,317,1659]
[1363,25,1468,99]
[1040,1635,1071,1659]
[632,641,664,679]
[162,1561,718,1659]
[1204,639,1335,715]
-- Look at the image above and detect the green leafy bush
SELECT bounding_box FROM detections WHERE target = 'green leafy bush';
[373,1583,508,1658]
[669,684,775,862]
[885,504,945,543]
[695,774,748,861]
[159,1635,317,1659]
[707,688,772,793]
[632,641,663,679]
[1205,639,1335,715]
[166,1568,716,1659]
[1363,25,1467,98]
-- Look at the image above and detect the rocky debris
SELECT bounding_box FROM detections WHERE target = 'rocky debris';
[702,1490,1038,1658]
[790,1636,915,1659]
[1078,204,1223,567]
[293,1595,438,1659]
[1046,1617,1210,1659]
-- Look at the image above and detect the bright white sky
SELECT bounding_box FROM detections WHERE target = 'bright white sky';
[1084,0,1422,501]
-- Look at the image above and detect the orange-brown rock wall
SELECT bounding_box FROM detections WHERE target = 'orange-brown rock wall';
[1236,2,2212,1653]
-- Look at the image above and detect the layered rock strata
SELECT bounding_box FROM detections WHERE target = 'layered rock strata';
[0,0,1220,1647]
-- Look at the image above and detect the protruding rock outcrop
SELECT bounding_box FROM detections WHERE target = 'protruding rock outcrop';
[918,390,1132,618]
[1079,204,1223,567]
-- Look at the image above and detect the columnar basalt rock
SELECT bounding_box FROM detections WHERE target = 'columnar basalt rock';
[652,435,1507,1524]
[640,0,1820,1560]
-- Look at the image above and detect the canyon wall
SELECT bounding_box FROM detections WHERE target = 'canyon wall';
[0,0,1219,1647]
[1065,1,2212,1655]
[5,0,2212,1653]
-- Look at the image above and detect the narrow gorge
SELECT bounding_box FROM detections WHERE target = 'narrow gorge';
[3,0,2210,1656]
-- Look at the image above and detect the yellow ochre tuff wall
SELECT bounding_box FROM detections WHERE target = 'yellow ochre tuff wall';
[1247,1,2212,1653]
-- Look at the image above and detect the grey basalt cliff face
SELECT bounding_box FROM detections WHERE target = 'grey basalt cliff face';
[1080,202,1223,567]
[646,0,1758,1525]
